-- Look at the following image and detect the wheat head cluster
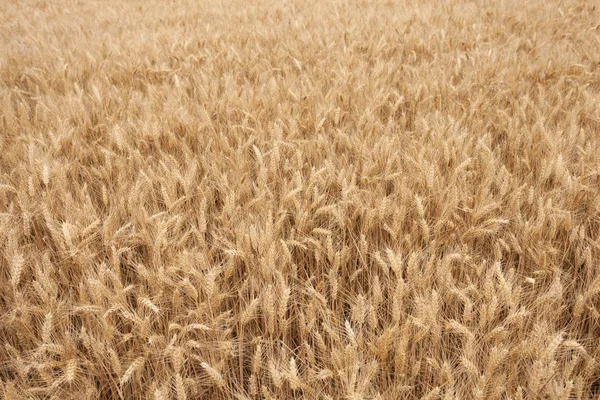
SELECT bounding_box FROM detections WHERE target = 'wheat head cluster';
[1,0,600,399]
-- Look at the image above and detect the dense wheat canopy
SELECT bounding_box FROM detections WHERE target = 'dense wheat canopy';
[2,0,600,398]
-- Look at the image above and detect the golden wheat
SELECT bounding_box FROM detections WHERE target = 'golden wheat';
[2,0,600,398]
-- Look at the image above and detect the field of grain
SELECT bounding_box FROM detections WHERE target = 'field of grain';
[1,0,600,399]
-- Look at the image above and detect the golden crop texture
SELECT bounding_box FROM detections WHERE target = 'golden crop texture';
[1,0,600,398]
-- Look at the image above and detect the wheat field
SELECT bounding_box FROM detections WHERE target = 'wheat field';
[1,0,600,399]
